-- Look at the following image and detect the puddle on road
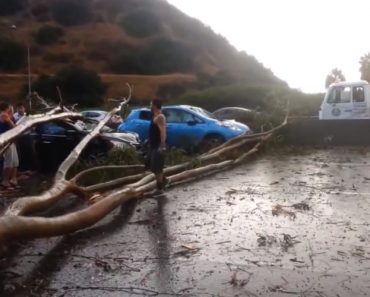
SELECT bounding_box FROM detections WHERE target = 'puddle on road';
[1,147,370,296]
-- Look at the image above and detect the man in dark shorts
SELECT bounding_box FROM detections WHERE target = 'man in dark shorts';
[146,99,168,192]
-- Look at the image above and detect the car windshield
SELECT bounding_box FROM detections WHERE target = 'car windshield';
[189,107,216,119]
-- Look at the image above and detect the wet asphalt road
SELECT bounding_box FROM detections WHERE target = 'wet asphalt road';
[1,147,370,296]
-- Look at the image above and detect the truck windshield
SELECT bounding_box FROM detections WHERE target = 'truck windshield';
[327,86,351,104]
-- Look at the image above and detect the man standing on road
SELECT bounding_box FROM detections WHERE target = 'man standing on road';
[146,99,168,193]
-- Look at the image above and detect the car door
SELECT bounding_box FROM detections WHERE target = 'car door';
[352,85,368,118]
[325,86,353,119]
[132,110,152,141]
[35,121,80,170]
[163,108,204,150]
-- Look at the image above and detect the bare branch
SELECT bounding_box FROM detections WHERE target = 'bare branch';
[5,95,132,216]
[0,95,287,241]
[72,165,145,184]
[0,138,264,241]
[0,112,81,149]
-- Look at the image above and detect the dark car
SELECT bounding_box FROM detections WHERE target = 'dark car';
[213,107,258,123]
[18,119,140,172]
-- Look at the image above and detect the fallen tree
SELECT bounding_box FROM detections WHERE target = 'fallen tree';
[0,91,288,243]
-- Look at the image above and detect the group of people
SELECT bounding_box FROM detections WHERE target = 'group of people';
[0,102,26,190]
[0,98,167,193]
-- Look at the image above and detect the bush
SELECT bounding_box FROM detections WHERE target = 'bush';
[174,85,277,112]
[34,25,64,45]
[0,37,26,71]
[119,9,161,38]
[111,38,194,75]
[156,83,191,100]
[0,0,25,16]
[43,52,73,63]
[111,50,143,74]
[31,3,50,22]
[55,67,106,106]
[28,67,106,107]
[138,38,193,75]
[67,147,143,184]
[173,85,323,118]
[196,70,236,89]
[51,0,93,26]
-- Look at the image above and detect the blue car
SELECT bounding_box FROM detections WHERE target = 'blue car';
[118,105,251,151]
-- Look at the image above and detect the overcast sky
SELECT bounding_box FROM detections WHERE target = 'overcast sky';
[167,0,370,93]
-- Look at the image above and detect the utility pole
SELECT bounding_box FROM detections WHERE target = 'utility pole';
[10,24,32,112]
[26,0,32,113]
[27,43,32,112]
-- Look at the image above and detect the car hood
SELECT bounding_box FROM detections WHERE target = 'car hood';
[102,132,141,145]
[221,120,250,132]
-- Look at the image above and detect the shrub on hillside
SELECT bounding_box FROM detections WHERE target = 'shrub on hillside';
[28,74,57,100]
[111,39,193,75]
[54,67,106,106]
[111,49,143,74]
[157,83,192,100]
[27,67,106,107]
[43,52,73,63]
[31,3,50,22]
[119,9,161,38]
[51,0,93,26]
[174,85,323,118]
[0,0,25,16]
[174,85,276,112]
[141,38,194,74]
[0,37,26,71]
[34,25,64,45]
[196,70,236,89]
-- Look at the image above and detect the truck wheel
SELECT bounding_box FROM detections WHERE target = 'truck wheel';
[199,135,224,153]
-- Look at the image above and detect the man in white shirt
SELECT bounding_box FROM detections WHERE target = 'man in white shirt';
[13,103,26,123]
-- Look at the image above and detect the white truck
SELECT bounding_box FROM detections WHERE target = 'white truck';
[319,81,370,120]
[284,80,370,145]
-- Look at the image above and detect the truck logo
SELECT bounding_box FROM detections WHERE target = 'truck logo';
[332,108,341,116]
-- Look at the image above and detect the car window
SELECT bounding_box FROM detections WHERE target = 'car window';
[353,86,365,103]
[139,110,152,121]
[37,122,66,135]
[218,110,230,116]
[327,86,351,103]
[189,107,216,119]
[89,112,100,118]
[164,109,200,123]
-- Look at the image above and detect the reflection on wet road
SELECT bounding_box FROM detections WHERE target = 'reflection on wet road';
[1,147,370,296]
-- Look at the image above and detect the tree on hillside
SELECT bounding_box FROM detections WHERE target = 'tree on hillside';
[360,53,370,83]
[34,25,65,45]
[0,37,26,71]
[0,0,25,16]
[119,9,161,38]
[27,67,106,107]
[51,0,93,26]
[111,38,194,75]
[141,38,194,74]
[325,68,346,88]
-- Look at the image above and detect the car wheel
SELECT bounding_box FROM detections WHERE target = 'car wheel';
[199,135,224,153]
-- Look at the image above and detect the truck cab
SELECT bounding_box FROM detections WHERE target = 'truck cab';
[319,81,370,120]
